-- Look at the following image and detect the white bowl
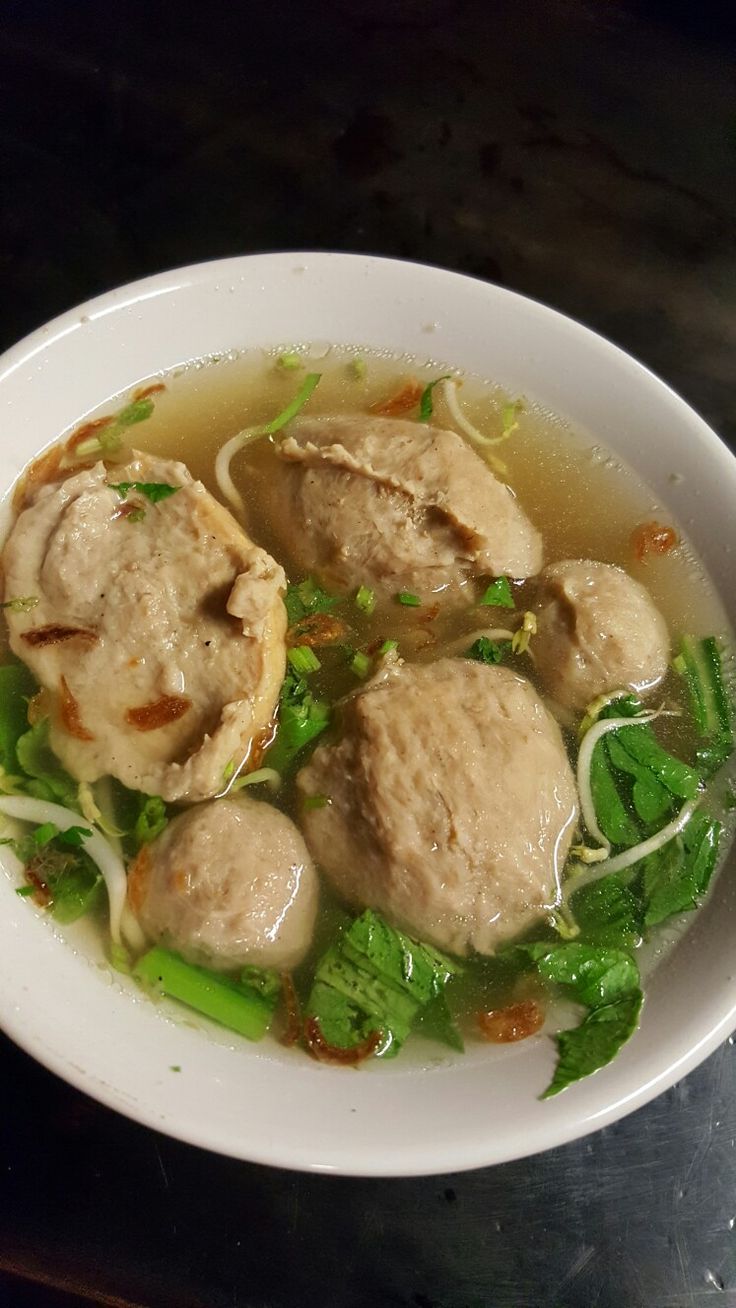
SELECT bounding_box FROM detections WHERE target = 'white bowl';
[1,253,734,1176]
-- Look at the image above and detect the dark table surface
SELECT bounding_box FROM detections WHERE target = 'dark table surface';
[2,2,736,1305]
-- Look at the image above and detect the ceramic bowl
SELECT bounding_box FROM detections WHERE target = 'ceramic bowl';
[0,253,734,1175]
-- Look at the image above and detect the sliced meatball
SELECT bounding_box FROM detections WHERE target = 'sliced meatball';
[272,415,542,604]
[128,796,318,971]
[297,658,577,956]
[532,559,670,713]
[2,453,287,802]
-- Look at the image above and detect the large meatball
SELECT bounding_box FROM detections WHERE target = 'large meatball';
[272,415,542,605]
[296,659,577,956]
[2,452,286,803]
[532,559,670,713]
[128,797,318,971]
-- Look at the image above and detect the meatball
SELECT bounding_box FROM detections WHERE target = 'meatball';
[272,415,542,604]
[532,559,670,713]
[296,659,577,955]
[128,797,318,971]
[2,452,286,803]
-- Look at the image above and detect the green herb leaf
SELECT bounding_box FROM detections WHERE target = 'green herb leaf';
[57,824,92,849]
[523,941,640,1008]
[284,577,338,626]
[643,814,721,926]
[606,735,674,826]
[396,592,421,607]
[49,852,102,924]
[0,663,38,774]
[15,718,79,808]
[676,635,733,775]
[418,375,452,422]
[570,874,642,949]
[32,821,60,847]
[543,991,643,1097]
[265,672,330,773]
[133,794,168,848]
[613,725,701,801]
[589,740,640,847]
[306,910,460,1059]
[109,481,180,504]
[509,939,642,1096]
[479,576,514,608]
[464,637,508,666]
[414,993,465,1052]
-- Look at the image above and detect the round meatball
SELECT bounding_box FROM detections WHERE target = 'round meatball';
[271,415,542,605]
[296,659,578,956]
[128,797,319,971]
[532,559,670,713]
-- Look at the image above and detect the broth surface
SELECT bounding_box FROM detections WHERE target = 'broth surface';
[3,344,734,1053]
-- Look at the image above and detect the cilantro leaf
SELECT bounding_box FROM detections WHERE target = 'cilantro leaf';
[265,672,330,773]
[284,577,338,626]
[479,576,514,608]
[109,481,180,504]
[464,636,508,666]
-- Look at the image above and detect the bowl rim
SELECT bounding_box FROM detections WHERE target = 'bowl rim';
[1,250,735,1177]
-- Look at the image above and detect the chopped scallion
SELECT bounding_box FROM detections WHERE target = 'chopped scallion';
[133,947,277,1042]
[350,651,372,679]
[287,645,322,675]
[277,352,302,370]
[350,358,367,380]
[396,592,421,607]
[378,639,398,655]
[355,584,376,615]
[303,793,331,811]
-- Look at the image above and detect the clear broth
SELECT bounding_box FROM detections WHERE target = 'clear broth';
[5,344,735,1048]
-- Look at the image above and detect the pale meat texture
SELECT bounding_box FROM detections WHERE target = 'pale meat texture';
[129,796,318,970]
[297,658,578,955]
[273,415,543,603]
[2,453,287,802]
[532,559,670,713]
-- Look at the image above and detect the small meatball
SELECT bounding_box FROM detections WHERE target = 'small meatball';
[532,559,670,712]
[129,797,318,971]
[297,659,577,955]
[270,415,542,605]
[2,452,287,802]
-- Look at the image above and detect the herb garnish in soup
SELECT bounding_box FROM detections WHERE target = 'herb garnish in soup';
[0,350,733,1095]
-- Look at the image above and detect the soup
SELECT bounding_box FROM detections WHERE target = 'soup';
[0,347,732,1095]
